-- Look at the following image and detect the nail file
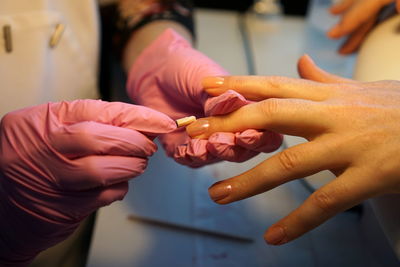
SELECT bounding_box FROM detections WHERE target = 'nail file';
[175,116,196,128]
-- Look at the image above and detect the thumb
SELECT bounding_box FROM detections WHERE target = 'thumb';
[297,54,355,83]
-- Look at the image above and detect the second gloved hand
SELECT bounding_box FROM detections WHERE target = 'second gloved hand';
[0,99,175,266]
[127,29,282,167]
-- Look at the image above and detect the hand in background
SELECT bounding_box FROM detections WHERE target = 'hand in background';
[0,99,175,265]
[127,29,282,167]
[327,0,398,54]
[188,54,400,245]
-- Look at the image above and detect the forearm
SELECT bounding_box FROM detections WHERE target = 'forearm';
[123,20,193,72]
[115,0,195,72]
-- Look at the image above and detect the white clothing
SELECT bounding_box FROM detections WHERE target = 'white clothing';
[0,0,99,118]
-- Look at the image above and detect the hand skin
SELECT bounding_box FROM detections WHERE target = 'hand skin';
[187,54,400,245]
[327,0,399,55]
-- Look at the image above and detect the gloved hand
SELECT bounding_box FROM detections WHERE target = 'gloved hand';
[0,99,175,266]
[127,29,282,167]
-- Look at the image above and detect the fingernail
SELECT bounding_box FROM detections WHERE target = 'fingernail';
[202,77,225,89]
[265,226,287,245]
[186,119,210,137]
[208,181,232,202]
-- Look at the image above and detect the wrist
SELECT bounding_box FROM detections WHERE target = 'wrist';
[123,21,193,72]
[126,28,228,118]
[126,28,191,99]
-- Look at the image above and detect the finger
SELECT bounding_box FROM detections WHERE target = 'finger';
[297,54,355,83]
[95,181,129,207]
[207,132,260,162]
[338,16,376,55]
[158,129,190,158]
[329,0,354,14]
[57,156,147,190]
[164,130,260,166]
[187,99,327,140]
[159,130,221,167]
[79,182,130,218]
[49,121,157,158]
[203,76,335,102]
[235,129,283,153]
[50,100,176,136]
[204,90,250,116]
[174,139,220,167]
[327,0,386,38]
[207,140,341,204]
[264,168,381,245]
[62,182,130,221]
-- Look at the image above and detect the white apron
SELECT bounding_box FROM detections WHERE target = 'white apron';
[0,0,100,118]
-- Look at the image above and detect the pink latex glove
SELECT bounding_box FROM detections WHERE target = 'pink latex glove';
[0,99,175,266]
[127,29,282,167]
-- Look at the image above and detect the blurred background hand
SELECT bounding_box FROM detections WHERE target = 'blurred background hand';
[327,0,398,54]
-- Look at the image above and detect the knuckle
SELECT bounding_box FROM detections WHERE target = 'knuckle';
[75,122,95,139]
[227,77,247,90]
[215,117,231,134]
[311,190,337,213]
[277,149,299,172]
[258,99,280,118]
[264,76,283,86]
[81,158,102,183]
[260,76,284,93]
[1,111,21,128]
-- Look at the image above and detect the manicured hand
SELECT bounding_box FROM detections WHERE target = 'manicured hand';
[188,55,400,245]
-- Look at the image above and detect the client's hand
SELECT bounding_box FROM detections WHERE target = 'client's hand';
[187,55,400,245]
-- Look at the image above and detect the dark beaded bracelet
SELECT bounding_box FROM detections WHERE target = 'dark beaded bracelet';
[115,0,195,52]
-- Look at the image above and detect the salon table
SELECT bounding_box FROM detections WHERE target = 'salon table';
[87,7,399,267]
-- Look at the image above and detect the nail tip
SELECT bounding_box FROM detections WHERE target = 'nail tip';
[265,226,286,246]
[211,197,226,203]
[208,183,231,203]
